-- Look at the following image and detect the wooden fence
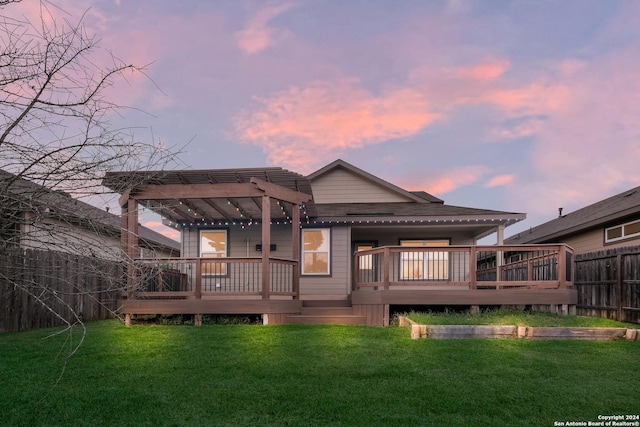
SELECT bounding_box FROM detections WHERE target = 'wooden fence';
[574,246,640,324]
[0,249,122,332]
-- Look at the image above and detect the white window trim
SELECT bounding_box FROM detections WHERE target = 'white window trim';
[605,219,640,243]
[301,228,331,275]
[400,239,449,280]
[200,229,228,276]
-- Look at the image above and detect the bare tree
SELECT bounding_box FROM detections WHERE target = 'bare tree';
[0,0,178,350]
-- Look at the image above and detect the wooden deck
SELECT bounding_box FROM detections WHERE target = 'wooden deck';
[351,244,577,325]
[120,244,577,326]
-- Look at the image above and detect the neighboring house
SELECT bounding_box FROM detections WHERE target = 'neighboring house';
[505,185,640,253]
[103,159,576,326]
[0,169,180,259]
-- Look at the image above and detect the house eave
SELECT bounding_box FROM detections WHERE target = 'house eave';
[509,206,640,244]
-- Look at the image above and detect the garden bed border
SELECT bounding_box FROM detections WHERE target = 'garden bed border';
[398,316,639,340]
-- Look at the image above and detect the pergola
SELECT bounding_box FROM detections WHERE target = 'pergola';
[103,168,313,303]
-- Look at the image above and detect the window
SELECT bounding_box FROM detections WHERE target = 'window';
[200,230,227,275]
[605,219,640,243]
[400,239,449,280]
[302,229,330,275]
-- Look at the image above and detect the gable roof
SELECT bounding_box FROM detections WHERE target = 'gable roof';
[306,159,524,238]
[307,159,444,204]
[506,185,640,244]
[0,170,180,252]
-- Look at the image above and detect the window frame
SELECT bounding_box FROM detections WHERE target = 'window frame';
[399,239,450,281]
[301,228,331,276]
[605,218,640,244]
[199,229,228,276]
[354,241,377,271]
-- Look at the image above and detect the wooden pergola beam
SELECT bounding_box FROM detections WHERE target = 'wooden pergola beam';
[250,178,312,204]
[201,199,234,221]
[130,183,264,200]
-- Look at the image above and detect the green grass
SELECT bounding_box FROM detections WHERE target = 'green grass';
[402,308,640,328]
[1,320,639,426]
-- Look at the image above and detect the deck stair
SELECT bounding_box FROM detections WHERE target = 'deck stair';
[285,300,367,325]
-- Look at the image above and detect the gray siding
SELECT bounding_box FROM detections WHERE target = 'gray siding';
[20,213,121,260]
[311,168,412,203]
[181,224,293,258]
[299,226,351,298]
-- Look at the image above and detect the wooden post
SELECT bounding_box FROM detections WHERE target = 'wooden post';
[261,195,271,300]
[120,200,129,261]
[383,247,390,290]
[195,257,202,300]
[126,197,139,290]
[558,245,567,288]
[353,251,359,291]
[496,225,504,284]
[121,197,139,327]
[469,246,477,289]
[291,203,300,298]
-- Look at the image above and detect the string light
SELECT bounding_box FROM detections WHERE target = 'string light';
[172,217,510,228]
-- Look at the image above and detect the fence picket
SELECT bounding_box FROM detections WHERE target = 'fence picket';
[0,249,122,332]
[575,246,640,324]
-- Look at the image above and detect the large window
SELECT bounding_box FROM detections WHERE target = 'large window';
[302,228,330,275]
[400,239,449,280]
[605,219,640,243]
[200,230,227,275]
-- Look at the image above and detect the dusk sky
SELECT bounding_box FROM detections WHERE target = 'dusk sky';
[7,0,640,241]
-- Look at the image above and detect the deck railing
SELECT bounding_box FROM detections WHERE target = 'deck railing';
[353,244,573,291]
[130,257,298,299]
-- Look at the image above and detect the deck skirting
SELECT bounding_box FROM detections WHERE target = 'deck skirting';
[352,288,578,306]
[119,298,302,315]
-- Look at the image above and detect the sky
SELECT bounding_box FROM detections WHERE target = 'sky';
[5,0,640,242]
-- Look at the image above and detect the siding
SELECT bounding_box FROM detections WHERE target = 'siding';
[299,226,351,297]
[311,168,412,204]
[181,224,351,297]
[20,213,121,260]
[351,228,476,246]
[182,224,293,258]
[559,228,640,254]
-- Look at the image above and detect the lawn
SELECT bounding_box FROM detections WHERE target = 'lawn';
[1,320,638,427]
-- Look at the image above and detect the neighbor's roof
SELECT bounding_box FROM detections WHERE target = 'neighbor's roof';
[0,169,180,252]
[506,185,640,244]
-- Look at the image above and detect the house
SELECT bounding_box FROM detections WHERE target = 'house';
[103,159,577,326]
[505,185,640,253]
[0,169,180,259]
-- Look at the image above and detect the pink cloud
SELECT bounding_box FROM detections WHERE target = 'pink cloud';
[144,221,180,241]
[235,2,294,54]
[506,48,640,217]
[456,59,510,80]
[478,84,571,116]
[486,174,514,188]
[399,166,491,195]
[407,60,571,123]
[235,79,441,173]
